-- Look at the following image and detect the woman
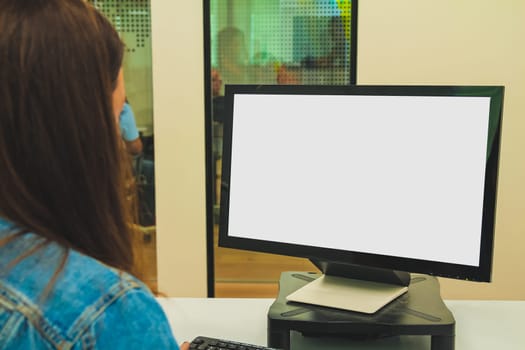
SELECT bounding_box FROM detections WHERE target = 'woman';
[0,1,187,348]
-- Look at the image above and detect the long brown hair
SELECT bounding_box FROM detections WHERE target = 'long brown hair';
[0,0,139,276]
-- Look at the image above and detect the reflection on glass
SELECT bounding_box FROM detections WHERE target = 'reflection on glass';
[89,0,156,228]
[218,27,249,86]
[90,0,157,291]
[208,0,356,296]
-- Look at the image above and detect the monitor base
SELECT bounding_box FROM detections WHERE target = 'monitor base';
[286,274,408,314]
[267,272,455,350]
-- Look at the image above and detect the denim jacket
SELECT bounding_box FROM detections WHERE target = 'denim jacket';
[0,218,180,349]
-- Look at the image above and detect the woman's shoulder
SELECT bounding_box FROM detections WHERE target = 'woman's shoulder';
[48,249,179,348]
[0,230,144,305]
[58,251,177,348]
[0,225,178,348]
[0,233,145,318]
[48,247,150,318]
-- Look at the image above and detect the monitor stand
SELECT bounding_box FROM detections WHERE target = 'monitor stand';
[267,272,455,350]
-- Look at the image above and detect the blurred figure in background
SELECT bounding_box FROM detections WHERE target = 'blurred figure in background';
[120,101,144,155]
[302,16,348,68]
[119,100,156,227]
[276,64,300,85]
[217,26,248,85]
[211,67,223,98]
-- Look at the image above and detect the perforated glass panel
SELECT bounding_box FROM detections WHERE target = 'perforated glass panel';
[210,0,354,92]
[88,0,153,136]
[206,0,357,297]
[89,1,156,230]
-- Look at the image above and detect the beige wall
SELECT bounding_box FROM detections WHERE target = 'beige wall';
[153,0,525,299]
[358,0,525,300]
[152,2,207,296]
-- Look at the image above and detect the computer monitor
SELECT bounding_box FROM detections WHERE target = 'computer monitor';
[219,84,504,313]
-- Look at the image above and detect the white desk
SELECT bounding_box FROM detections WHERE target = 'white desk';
[158,298,525,349]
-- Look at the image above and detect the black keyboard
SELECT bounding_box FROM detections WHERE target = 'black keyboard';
[189,336,279,350]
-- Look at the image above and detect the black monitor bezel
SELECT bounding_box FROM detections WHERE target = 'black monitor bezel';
[219,84,504,282]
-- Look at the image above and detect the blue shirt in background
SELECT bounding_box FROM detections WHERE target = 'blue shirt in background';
[119,102,140,142]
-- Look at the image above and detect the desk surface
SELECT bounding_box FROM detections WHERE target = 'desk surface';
[158,298,525,350]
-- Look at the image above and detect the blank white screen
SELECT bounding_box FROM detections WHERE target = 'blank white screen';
[227,94,491,267]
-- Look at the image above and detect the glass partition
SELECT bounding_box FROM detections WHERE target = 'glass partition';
[205,0,358,297]
[89,0,157,287]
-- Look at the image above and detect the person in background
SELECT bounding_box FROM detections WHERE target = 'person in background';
[211,68,225,122]
[301,16,348,68]
[119,100,156,226]
[211,68,223,98]
[217,26,248,85]
[0,1,188,348]
[276,64,300,85]
[120,100,143,156]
